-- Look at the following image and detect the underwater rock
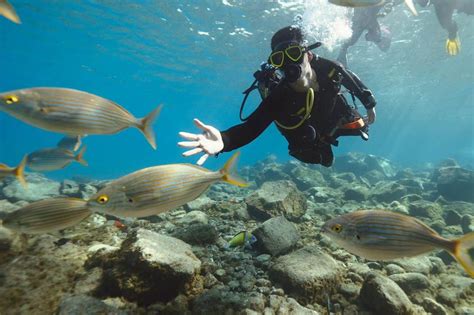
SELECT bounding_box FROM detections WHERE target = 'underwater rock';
[253,158,291,187]
[359,272,414,315]
[172,223,219,245]
[396,178,425,195]
[408,200,443,221]
[0,226,13,251]
[2,174,60,202]
[184,196,215,212]
[371,181,407,203]
[392,257,434,275]
[363,169,386,185]
[72,268,104,295]
[0,199,20,220]
[269,246,341,304]
[461,214,473,233]
[268,295,319,314]
[57,295,127,315]
[388,272,431,295]
[436,274,474,307]
[343,184,369,201]
[385,264,405,276]
[306,186,342,203]
[86,228,202,305]
[435,166,474,202]
[178,210,209,225]
[422,297,448,315]
[245,180,306,221]
[79,184,97,200]
[252,216,300,256]
[335,152,397,178]
[445,209,462,226]
[60,179,80,197]
[288,163,326,191]
[191,286,251,315]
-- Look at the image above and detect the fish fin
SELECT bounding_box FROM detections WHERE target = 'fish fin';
[451,232,474,277]
[0,163,9,169]
[137,104,162,150]
[0,0,21,24]
[75,145,88,166]
[14,155,27,188]
[219,151,248,187]
[405,0,418,16]
[73,136,82,152]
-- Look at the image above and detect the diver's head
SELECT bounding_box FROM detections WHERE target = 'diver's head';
[269,26,316,84]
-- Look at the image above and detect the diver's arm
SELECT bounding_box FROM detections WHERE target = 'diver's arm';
[340,67,376,110]
[220,98,275,152]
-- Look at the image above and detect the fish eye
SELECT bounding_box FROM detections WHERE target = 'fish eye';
[97,195,109,204]
[4,95,19,104]
[331,224,343,233]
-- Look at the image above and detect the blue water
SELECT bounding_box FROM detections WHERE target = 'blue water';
[0,1,473,180]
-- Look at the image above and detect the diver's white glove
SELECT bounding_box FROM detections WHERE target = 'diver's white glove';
[365,107,376,125]
[178,119,224,165]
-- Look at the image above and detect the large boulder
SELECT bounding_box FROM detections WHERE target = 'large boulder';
[86,228,202,306]
[335,152,397,178]
[435,166,474,202]
[2,173,60,202]
[371,182,408,203]
[252,216,300,256]
[359,272,414,315]
[57,295,127,315]
[245,180,307,221]
[408,200,443,221]
[269,246,341,304]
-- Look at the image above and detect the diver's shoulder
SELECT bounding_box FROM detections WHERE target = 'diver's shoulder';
[312,56,345,73]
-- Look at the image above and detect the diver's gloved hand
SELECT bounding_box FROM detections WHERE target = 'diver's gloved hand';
[365,108,376,125]
[446,37,461,56]
[178,119,224,166]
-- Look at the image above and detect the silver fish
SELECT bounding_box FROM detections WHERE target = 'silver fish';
[57,136,81,152]
[27,146,87,172]
[0,88,161,149]
[87,152,247,218]
[2,198,91,234]
[0,0,20,24]
[322,210,474,277]
[328,0,417,15]
[0,155,27,187]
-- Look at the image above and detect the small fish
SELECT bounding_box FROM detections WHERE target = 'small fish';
[0,88,161,149]
[226,231,257,248]
[2,198,91,234]
[322,210,474,277]
[57,135,81,152]
[0,155,27,187]
[0,0,20,24]
[27,146,88,172]
[87,152,247,218]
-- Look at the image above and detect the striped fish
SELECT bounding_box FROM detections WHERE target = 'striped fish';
[27,146,87,172]
[0,0,20,24]
[0,155,27,187]
[57,136,81,152]
[87,152,247,218]
[322,210,474,277]
[0,88,161,149]
[2,198,91,234]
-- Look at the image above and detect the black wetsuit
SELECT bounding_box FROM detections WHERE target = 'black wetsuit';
[220,56,376,167]
[418,0,474,39]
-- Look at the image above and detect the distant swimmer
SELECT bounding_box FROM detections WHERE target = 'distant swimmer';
[0,88,162,149]
[0,0,20,24]
[337,4,393,67]
[2,198,91,234]
[0,155,27,187]
[179,26,376,168]
[322,210,474,277]
[27,146,88,172]
[329,0,418,15]
[416,0,474,56]
[86,151,247,218]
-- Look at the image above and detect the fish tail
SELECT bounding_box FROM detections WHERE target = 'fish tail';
[75,145,88,166]
[219,151,248,187]
[451,232,474,277]
[137,104,162,150]
[14,155,27,188]
[0,0,21,24]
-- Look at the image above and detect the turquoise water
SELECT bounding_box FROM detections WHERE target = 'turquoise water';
[0,0,473,179]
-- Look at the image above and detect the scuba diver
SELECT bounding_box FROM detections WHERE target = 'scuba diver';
[416,0,474,56]
[178,26,376,167]
[337,2,395,67]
